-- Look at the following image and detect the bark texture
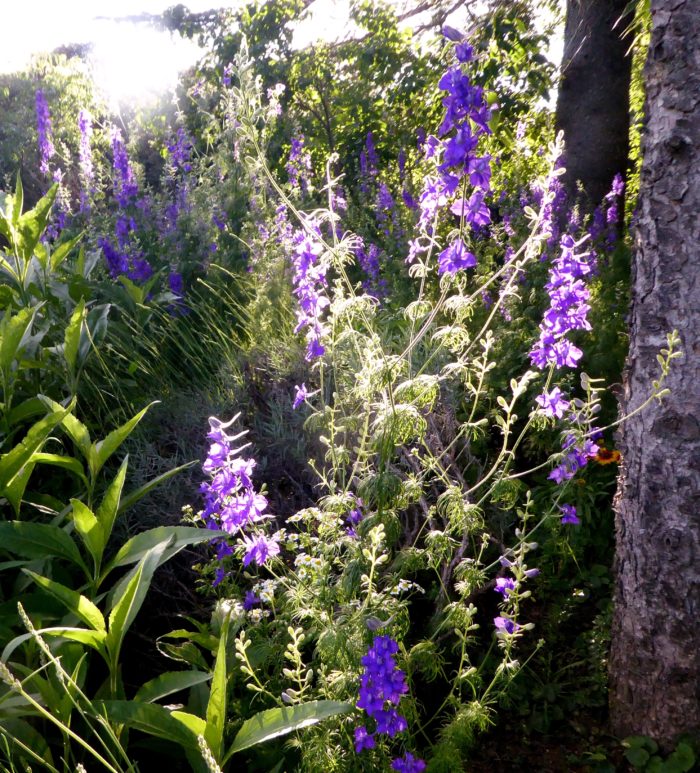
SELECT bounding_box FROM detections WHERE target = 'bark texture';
[555,0,633,208]
[609,0,700,747]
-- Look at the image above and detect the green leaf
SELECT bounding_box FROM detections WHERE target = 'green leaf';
[205,617,229,760]
[2,627,106,662]
[96,456,128,550]
[134,670,211,704]
[63,298,86,373]
[0,403,72,491]
[0,718,55,769]
[0,306,37,376]
[0,521,84,568]
[90,402,157,479]
[226,701,353,758]
[50,233,82,272]
[117,460,197,514]
[666,743,696,773]
[16,184,56,261]
[22,569,106,631]
[625,747,651,768]
[6,397,46,428]
[32,452,87,486]
[71,499,104,568]
[38,396,91,461]
[94,700,200,750]
[12,175,24,227]
[3,462,35,516]
[171,710,207,737]
[107,526,224,571]
[106,539,170,660]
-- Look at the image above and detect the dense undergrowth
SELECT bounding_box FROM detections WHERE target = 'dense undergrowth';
[0,2,691,772]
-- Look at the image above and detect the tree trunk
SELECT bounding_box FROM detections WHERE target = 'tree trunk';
[555,0,633,208]
[609,0,700,748]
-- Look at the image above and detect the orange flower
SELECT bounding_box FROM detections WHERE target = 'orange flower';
[595,448,621,465]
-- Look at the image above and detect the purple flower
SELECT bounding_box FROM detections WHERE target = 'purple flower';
[495,577,516,596]
[110,126,138,206]
[293,383,308,409]
[35,90,55,176]
[536,387,570,419]
[353,726,375,753]
[243,590,261,610]
[494,616,520,635]
[392,753,427,773]
[242,533,280,567]
[355,636,409,749]
[438,239,477,275]
[560,504,580,525]
[77,109,94,211]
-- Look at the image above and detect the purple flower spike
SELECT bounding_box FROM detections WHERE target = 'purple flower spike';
[242,533,281,567]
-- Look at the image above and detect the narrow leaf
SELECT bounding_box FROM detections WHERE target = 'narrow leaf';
[134,670,211,704]
[107,526,224,570]
[94,700,200,750]
[71,499,104,568]
[205,617,229,760]
[117,460,197,514]
[22,569,106,631]
[96,456,128,551]
[90,402,157,479]
[227,701,353,757]
[63,298,86,373]
[0,521,83,567]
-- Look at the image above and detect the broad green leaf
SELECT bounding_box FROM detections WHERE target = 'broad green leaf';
[106,540,170,660]
[22,569,106,632]
[0,521,83,568]
[63,298,86,373]
[94,700,200,750]
[16,184,56,261]
[79,303,110,365]
[205,617,229,760]
[71,499,104,568]
[0,306,37,375]
[2,627,106,662]
[50,233,82,272]
[12,175,24,227]
[3,461,34,516]
[38,396,91,462]
[96,456,128,550]
[226,700,353,758]
[0,718,55,768]
[171,710,207,737]
[32,452,87,486]
[90,402,157,479]
[0,404,71,491]
[6,397,49,429]
[117,460,197,514]
[134,670,211,704]
[107,526,224,571]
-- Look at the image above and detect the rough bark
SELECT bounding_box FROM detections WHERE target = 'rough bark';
[609,0,700,748]
[555,0,633,208]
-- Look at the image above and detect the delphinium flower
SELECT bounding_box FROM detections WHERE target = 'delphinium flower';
[437,239,476,275]
[392,753,426,773]
[354,636,409,753]
[292,383,308,409]
[559,504,580,525]
[494,616,520,635]
[406,31,492,273]
[286,134,312,195]
[199,415,276,583]
[291,225,330,360]
[167,126,193,173]
[98,237,129,278]
[35,89,55,176]
[355,240,387,298]
[548,430,599,485]
[376,182,398,237]
[535,386,570,419]
[494,577,516,596]
[77,109,94,212]
[110,125,138,207]
[529,233,593,371]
